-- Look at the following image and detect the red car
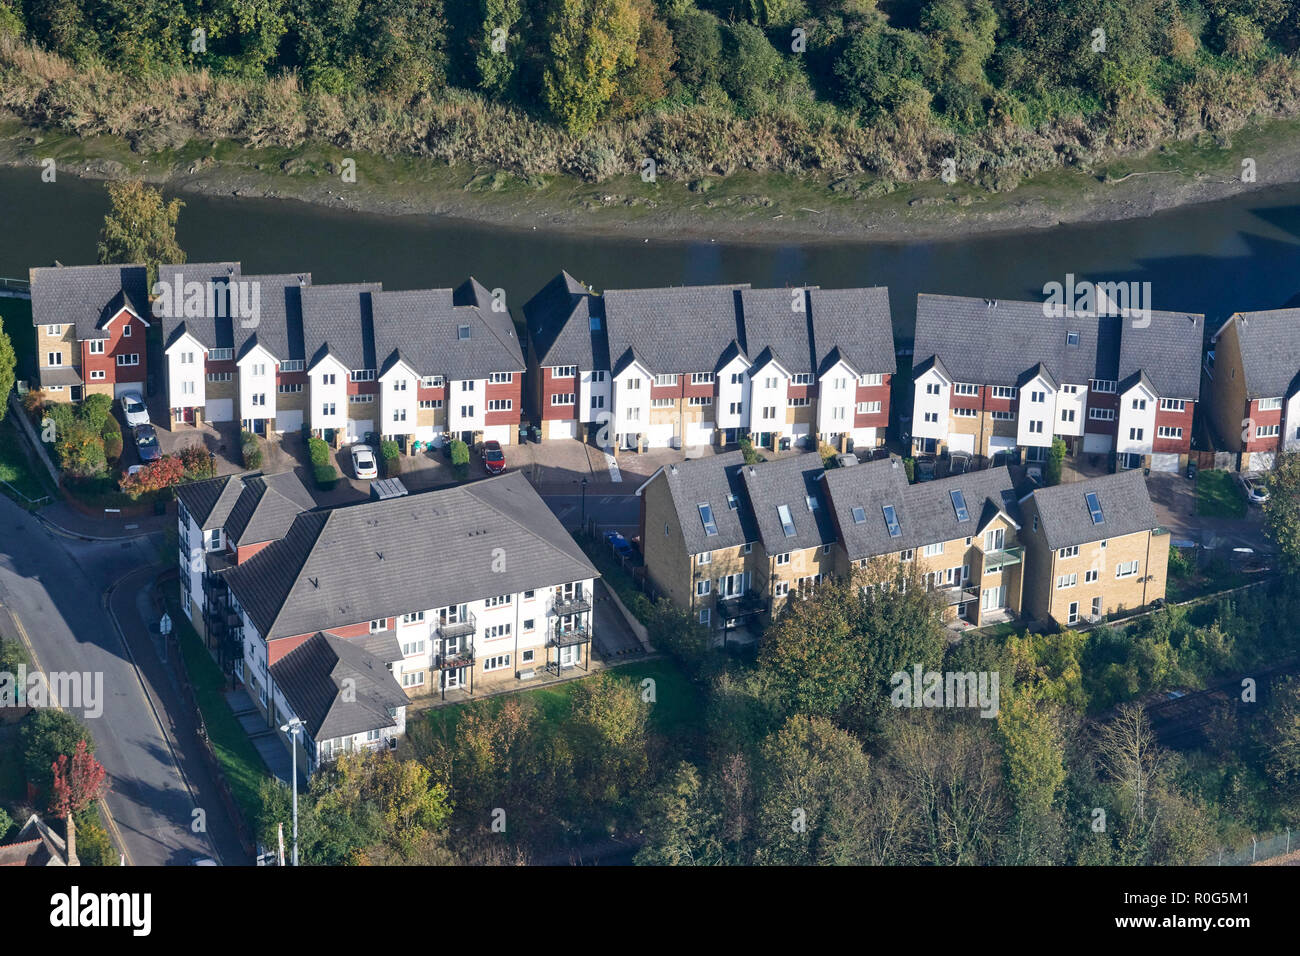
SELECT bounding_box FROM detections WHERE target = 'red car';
[482,440,507,475]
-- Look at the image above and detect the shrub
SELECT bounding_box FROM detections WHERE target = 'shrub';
[178,443,214,479]
[55,419,107,478]
[21,389,45,417]
[308,436,330,466]
[71,811,116,866]
[1046,437,1067,486]
[450,439,469,480]
[78,393,113,431]
[384,454,403,477]
[20,708,94,801]
[904,457,915,482]
[313,464,338,489]
[119,456,184,498]
[380,440,399,461]
[240,431,262,470]
[101,417,123,463]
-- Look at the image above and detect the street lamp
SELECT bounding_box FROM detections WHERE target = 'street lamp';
[279,717,304,866]
[580,476,589,532]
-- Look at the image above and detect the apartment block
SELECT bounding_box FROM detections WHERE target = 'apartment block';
[176,470,597,774]
[525,273,895,453]
[911,295,1203,472]
[1019,469,1169,627]
[30,263,150,402]
[1207,309,1300,472]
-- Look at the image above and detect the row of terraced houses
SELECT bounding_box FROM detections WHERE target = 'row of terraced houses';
[32,264,1300,470]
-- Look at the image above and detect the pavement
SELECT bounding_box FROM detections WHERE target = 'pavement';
[1145,471,1272,552]
[0,495,246,865]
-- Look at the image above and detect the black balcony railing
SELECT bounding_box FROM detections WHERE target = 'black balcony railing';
[552,590,591,616]
[436,611,476,641]
[436,640,475,670]
[550,623,590,647]
[717,589,764,619]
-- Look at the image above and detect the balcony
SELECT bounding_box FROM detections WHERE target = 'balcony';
[552,589,592,616]
[937,586,979,607]
[982,547,1023,575]
[435,640,475,670]
[436,611,476,641]
[550,623,591,647]
[717,589,764,619]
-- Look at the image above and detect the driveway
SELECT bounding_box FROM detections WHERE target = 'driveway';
[591,580,645,660]
[1146,471,1271,552]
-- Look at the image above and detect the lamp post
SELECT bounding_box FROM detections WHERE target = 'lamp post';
[580,476,589,532]
[279,717,304,866]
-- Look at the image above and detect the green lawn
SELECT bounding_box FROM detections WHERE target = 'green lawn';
[167,594,271,828]
[424,657,704,740]
[1196,470,1247,518]
[0,414,55,505]
[0,296,34,383]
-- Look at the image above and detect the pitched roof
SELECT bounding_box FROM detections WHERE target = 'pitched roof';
[302,283,381,371]
[739,289,815,375]
[808,287,895,377]
[1216,309,1300,399]
[914,295,1115,387]
[1117,309,1204,399]
[29,263,150,341]
[739,453,837,553]
[0,814,72,866]
[269,632,407,741]
[373,279,525,380]
[1029,469,1160,550]
[234,273,312,362]
[523,271,608,370]
[604,284,748,375]
[176,474,245,531]
[823,461,1019,559]
[156,262,243,351]
[224,472,597,640]
[223,472,317,547]
[646,450,758,555]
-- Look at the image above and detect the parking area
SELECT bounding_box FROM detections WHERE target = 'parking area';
[1146,470,1271,552]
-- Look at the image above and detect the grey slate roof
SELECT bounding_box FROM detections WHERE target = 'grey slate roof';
[29,263,150,341]
[739,453,837,554]
[650,450,758,555]
[739,289,815,375]
[156,262,243,351]
[225,471,597,640]
[302,283,381,371]
[1029,469,1160,550]
[914,295,1115,387]
[39,367,83,387]
[234,273,312,362]
[523,271,608,370]
[176,474,245,532]
[373,278,525,380]
[1117,309,1204,399]
[604,284,748,375]
[1216,309,1300,399]
[268,632,407,741]
[809,287,895,377]
[223,472,317,547]
[823,461,1020,559]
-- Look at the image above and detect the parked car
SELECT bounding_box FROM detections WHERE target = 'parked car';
[1241,474,1270,504]
[915,456,936,482]
[949,453,971,476]
[605,530,634,558]
[119,391,150,428]
[350,444,378,480]
[132,424,161,463]
[481,440,507,475]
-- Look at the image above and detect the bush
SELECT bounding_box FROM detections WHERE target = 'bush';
[308,436,330,467]
[79,393,113,431]
[384,454,403,478]
[1046,437,1067,486]
[450,439,469,480]
[178,443,214,479]
[738,435,761,465]
[72,809,116,866]
[21,709,94,801]
[313,464,338,489]
[21,389,45,417]
[903,457,915,482]
[101,417,123,463]
[55,419,107,478]
[240,431,261,471]
[380,440,399,461]
[120,456,185,498]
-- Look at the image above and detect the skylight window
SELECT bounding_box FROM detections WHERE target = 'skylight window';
[727,493,739,511]
[589,316,602,331]
[1066,331,1080,346]
[882,505,902,538]
[457,324,471,340]
[698,503,718,536]
[950,489,969,522]
[777,504,797,537]
[805,495,819,512]
[851,506,866,524]
[1085,491,1104,525]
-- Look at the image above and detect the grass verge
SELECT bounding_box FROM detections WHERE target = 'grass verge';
[1196,469,1247,518]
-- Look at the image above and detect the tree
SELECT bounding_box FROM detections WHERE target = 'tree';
[567,671,650,817]
[635,761,726,865]
[475,0,524,95]
[0,321,15,420]
[0,806,13,841]
[542,0,640,134]
[998,690,1065,820]
[720,21,783,111]
[1264,452,1300,576]
[1095,703,1165,825]
[96,181,185,289]
[21,709,94,800]
[119,456,185,497]
[1046,436,1066,485]
[49,738,107,817]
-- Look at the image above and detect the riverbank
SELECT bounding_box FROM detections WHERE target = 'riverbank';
[5,109,1300,245]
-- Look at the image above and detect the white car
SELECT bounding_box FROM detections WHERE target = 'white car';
[1241,475,1270,505]
[120,392,150,428]
[350,444,378,480]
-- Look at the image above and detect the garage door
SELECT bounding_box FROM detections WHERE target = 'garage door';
[647,423,675,448]
[276,409,303,434]
[1149,453,1179,473]
[113,382,138,399]
[1083,432,1113,454]
[685,421,714,448]
[948,433,975,455]
[989,436,1016,453]
[206,398,234,423]
[346,419,373,443]
[548,419,575,441]
[482,424,511,445]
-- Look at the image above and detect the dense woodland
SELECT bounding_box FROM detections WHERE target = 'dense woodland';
[5,1,1300,184]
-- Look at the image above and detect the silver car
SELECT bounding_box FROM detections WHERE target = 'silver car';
[350,444,378,480]
[120,391,150,428]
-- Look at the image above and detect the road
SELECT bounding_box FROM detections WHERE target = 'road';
[543,492,640,536]
[0,494,244,865]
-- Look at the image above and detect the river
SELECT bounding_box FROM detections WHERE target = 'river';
[3,166,1300,342]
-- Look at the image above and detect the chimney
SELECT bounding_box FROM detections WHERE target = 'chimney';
[65,812,79,866]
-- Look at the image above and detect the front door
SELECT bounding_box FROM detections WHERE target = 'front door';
[559,644,579,668]
[442,667,464,690]
[981,585,1005,611]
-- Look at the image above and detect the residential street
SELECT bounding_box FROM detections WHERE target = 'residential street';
[0,494,246,866]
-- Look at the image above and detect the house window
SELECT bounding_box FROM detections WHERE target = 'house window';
[47,352,63,366]
[1061,410,1076,423]
[1116,560,1140,578]
[393,409,407,422]
[923,412,939,424]
[251,393,265,406]
[251,364,266,376]
[1256,424,1280,438]
[775,552,790,566]
[460,405,475,418]
[1129,427,1144,441]
[1160,398,1187,412]
[402,672,426,688]
[624,377,641,390]
[551,393,575,405]
[487,399,513,411]
[422,376,444,388]
[1085,569,1098,583]
[460,381,475,392]
[122,323,132,337]
[1067,602,1079,625]
[418,400,442,409]
[953,408,977,418]
[953,383,978,396]
[858,373,883,386]
[1030,390,1046,404]
[554,366,576,378]
[392,379,408,391]
[991,386,1018,399]
[484,594,512,607]
[522,649,535,663]
[1056,573,1077,589]
[208,372,233,383]
[44,324,61,335]
[278,383,303,394]
[626,407,640,420]
[761,406,777,420]
[116,354,140,366]
[857,401,882,414]
[402,640,427,656]
[1090,379,1117,393]
[523,619,535,633]
[592,396,605,409]
[690,373,714,385]
[279,360,304,372]
[688,396,712,406]
[209,348,235,361]
[484,654,511,672]
[484,624,511,639]
[1257,397,1282,411]
[90,370,106,381]
[773,582,790,598]
[369,619,386,632]
[88,340,104,355]
[322,402,336,416]
[458,325,471,340]
[696,580,711,596]
[1131,398,1147,411]
[789,397,810,407]
[653,374,678,387]
[925,382,941,395]
[793,373,814,385]
[990,411,1015,421]
[1066,331,1080,346]
[1058,545,1079,559]
[400,611,426,624]
[651,397,674,408]
[489,372,513,384]
[1157,426,1182,439]
[1029,420,1044,433]
[349,394,375,404]
[697,551,712,565]
[1089,407,1116,421]
[922,542,944,557]
[182,381,195,395]
[699,608,710,625]
[321,374,336,385]
[900,549,914,561]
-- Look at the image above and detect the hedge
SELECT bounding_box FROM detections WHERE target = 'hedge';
[308,436,330,466]
[313,464,338,489]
